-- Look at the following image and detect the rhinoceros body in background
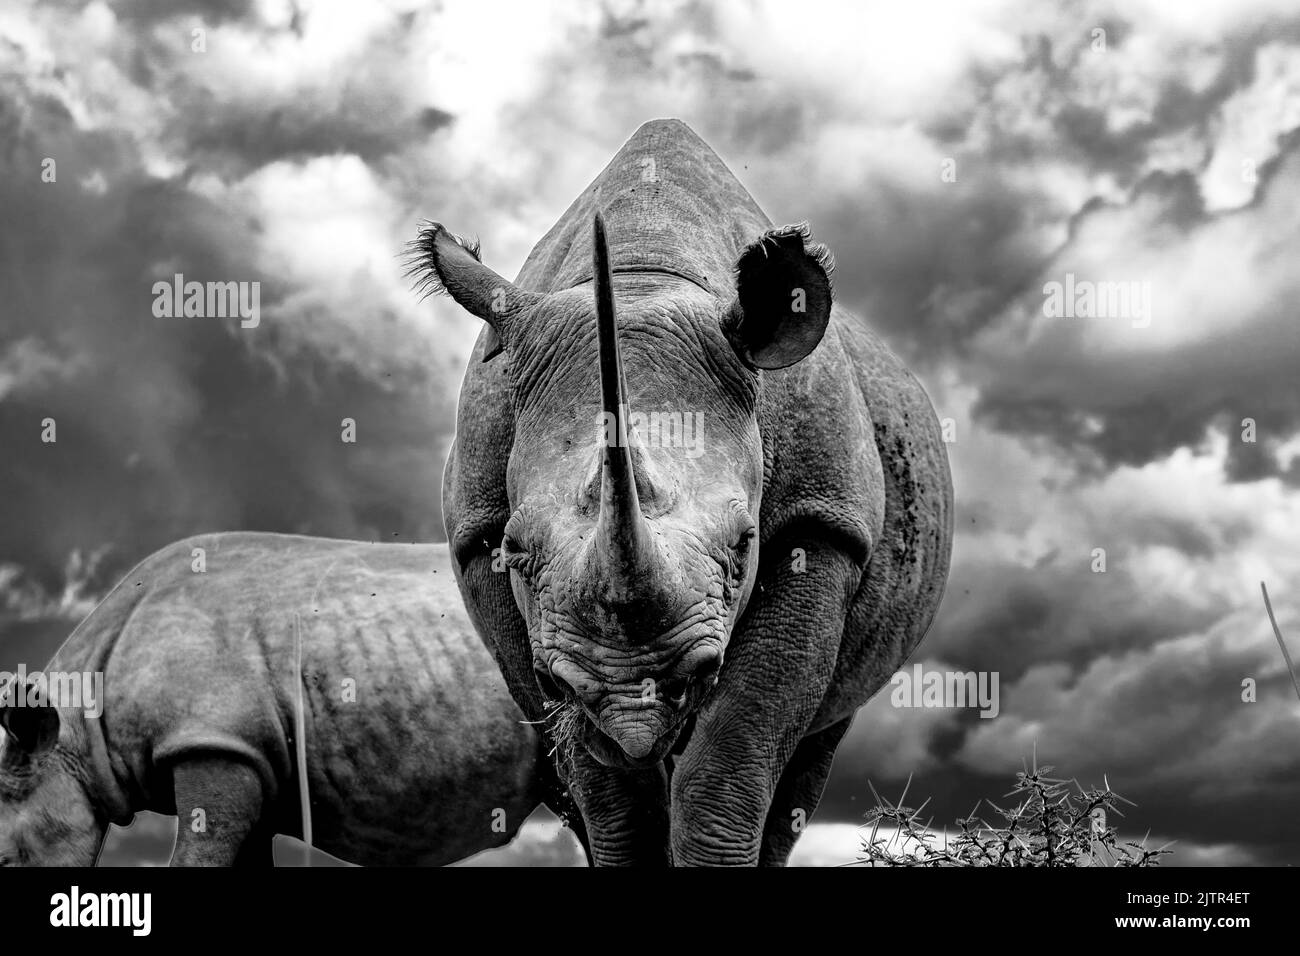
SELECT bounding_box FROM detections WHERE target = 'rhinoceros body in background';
[0,535,557,866]
[420,119,953,865]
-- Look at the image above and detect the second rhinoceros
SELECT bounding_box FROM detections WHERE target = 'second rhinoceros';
[0,535,562,866]
[414,118,953,866]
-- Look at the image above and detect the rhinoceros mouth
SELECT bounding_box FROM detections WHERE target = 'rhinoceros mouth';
[582,715,686,769]
[537,692,685,769]
[535,660,706,767]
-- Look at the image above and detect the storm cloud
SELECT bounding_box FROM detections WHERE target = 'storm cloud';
[3,0,1300,865]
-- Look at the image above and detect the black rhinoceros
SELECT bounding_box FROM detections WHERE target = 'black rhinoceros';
[414,118,952,866]
[0,535,559,866]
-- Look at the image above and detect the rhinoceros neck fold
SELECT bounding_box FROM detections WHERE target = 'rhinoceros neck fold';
[48,596,140,824]
[516,119,772,296]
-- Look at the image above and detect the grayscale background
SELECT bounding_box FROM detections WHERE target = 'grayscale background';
[2,0,1298,865]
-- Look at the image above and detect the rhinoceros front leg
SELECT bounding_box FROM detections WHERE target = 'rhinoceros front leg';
[567,747,671,867]
[758,715,853,866]
[670,541,861,866]
[168,754,270,867]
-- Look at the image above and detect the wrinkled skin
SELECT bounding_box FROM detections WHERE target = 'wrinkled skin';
[430,120,953,866]
[502,279,763,766]
[0,536,564,867]
[0,717,106,866]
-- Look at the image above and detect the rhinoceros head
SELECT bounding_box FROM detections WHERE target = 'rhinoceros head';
[0,681,104,866]
[414,207,832,768]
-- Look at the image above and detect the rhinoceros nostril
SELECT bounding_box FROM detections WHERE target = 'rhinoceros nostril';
[691,649,722,685]
[548,659,598,707]
[551,672,580,700]
[534,662,566,702]
[657,676,689,710]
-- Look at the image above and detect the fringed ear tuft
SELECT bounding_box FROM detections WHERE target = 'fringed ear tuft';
[404,221,540,362]
[403,221,484,301]
[723,222,834,370]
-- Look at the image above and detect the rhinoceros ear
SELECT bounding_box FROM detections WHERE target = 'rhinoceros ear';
[0,681,61,759]
[406,222,541,361]
[724,222,834,370]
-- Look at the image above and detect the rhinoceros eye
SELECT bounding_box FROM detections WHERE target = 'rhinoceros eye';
[716,526,755,599]
[501,513,528,556]
[730,526,756,573]
[501,535,529,573]
[501,515,542,580]
[735,526,756,554]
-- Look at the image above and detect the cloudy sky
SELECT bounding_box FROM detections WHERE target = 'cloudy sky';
[3,0,1300,866]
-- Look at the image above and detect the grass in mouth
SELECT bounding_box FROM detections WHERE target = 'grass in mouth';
[521,697,585,776]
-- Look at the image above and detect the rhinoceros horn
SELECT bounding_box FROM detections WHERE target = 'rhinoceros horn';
[590,213,659,607]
